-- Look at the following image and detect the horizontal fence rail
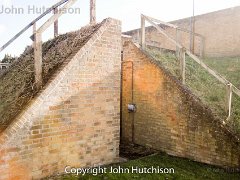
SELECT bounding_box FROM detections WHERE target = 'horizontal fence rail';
[140,14,240,122]
[145,15,204,39]
[0,0,69,53]
[140,15,204,57]
[0,0,97,89]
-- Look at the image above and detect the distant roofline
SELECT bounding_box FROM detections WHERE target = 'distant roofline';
[170,5,240,24]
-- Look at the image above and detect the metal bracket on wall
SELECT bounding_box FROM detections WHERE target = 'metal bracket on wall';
[128,104,137,113]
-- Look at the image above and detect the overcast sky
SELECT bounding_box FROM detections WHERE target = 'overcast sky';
[0,0,240,58]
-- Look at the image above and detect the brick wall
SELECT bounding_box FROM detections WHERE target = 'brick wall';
[126,26,203,56]
[0,18,121,180]
[125,6,240,57]
[122,39,240,168]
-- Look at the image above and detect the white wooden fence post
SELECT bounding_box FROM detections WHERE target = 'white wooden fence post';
[226,83,233,121]
[54,8,59,37]
[141,15,146,49]
[33,23,36,41]
[176,28,180,58]
[34,31,43,90]
[180,48,186,84]
[90,0,96,25]
[200,37,204,58]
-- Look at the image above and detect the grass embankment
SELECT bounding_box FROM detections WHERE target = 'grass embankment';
[148,49,240,134]
[50,153,240,180]
[0,23,102,133]
[204,57,240,132]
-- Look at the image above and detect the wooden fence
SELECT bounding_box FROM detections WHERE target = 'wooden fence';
[140,14,240,122]
[0,0,97,89]
[140,15,204,58]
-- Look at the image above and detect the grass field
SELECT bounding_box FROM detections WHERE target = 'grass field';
[148,48,240,134]
[204,57,240,132]
[50,153,240,180]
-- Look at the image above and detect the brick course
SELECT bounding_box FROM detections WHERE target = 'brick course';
[0,18,121,180]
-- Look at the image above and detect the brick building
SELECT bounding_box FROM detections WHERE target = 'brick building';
[125,6,240,57]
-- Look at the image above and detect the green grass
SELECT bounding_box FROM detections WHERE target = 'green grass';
[147,48,240,134]
[203,57,240,132]
[51,153,240,180]
[204,57,240,86]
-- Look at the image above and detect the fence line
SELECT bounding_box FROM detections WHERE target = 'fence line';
[0,0,69,53]
[140,15,204,57]
[0,0,97,89]
[140,14,240,122]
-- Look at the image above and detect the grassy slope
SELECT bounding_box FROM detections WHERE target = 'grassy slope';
[204,57,240,132]
[51,153,240,180]
[204,57,240,86]
[0,23,102,133]
[148,49,240,134]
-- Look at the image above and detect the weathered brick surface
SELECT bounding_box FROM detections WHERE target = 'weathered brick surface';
[122,39,240,168]
[126,25,203,56]
[125,6,240,57]
[0,18,121,180]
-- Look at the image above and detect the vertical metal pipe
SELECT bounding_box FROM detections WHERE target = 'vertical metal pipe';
[131,61,135,143]
[189,17,192,51]
[121,61,135,143]
[192,0,195,53]
[190,0,195,53]
[120,51,123,143]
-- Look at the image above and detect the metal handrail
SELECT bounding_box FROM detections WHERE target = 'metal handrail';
[0,0,69,53]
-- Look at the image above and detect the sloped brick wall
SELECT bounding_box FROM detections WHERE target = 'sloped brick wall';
[0,18,121,180]
[122,39,240,168]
